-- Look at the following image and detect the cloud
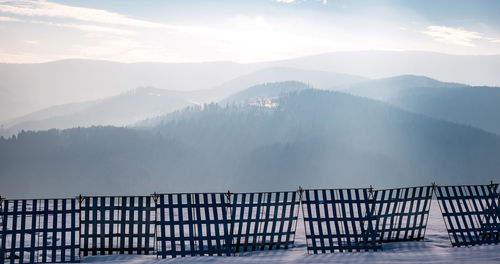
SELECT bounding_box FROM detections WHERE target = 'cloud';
[0,0,163,28]
[0,15,19,21]
[422,26,482,47]
[73,36,142,58]
[0,0,214,37]
[274,0,329,4]
[0,1,223,36]
[485,37,500,43]
[275,0,327,4]
[0,50,52,63]
[31,20,135,35]
[1,1,499,64]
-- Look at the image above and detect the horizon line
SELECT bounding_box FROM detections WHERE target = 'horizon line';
[1,49,499,65]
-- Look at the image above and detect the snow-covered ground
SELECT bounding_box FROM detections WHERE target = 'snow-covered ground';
[80,203,500,264]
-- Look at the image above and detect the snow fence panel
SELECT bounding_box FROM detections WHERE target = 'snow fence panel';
[230,191,300,253]
[155,193,232,258]
[0,197,3,263]
[435,184,500,247]
[301,188,381,254]
[0,199,79,264]
[79,196,155,256]
[0,199,37,264]
[192,193,233,256]
[371,186,433,243]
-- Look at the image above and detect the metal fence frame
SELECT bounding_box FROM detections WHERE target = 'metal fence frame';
[371,186,433,243]
[0,198,79,264]
[155,191,301,258]
[79,196,156,256]
[230,191,300,253]
[1,182,499,261]
[435,184,500,247]
[0,196,3,263]
[301,188,381,254]
[155,193,232,258]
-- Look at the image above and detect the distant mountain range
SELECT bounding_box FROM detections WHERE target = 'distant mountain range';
[2,52,499,198]
[3,74,500,137]
[343,75,467,100]
[221,81,312,105]
[1,88,499,198]
[263,51,500,87]
[0,87,193,135]
[0,59,257,121]
[2,50,499,121]
[346,75,500,135]
[191,67,365,102]
[1,68,364,135]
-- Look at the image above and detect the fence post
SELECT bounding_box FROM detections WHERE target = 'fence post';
[297,186,310,254]
[368,185,374,197]
[150,192,159,258]
[77,194,84,204]
[225,190,232,204]
[223,190,234,255]
[151,192,159,204]
[225,190,232,221]
[77,194,83,260]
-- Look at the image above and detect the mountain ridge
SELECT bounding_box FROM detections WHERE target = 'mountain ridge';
[0,87,193,136]
[2,50,499,121]
[346,76,500,134]
[2,89,498,198]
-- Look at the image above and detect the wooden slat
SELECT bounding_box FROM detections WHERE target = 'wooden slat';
[302,188,381,254]
[0,199,79,263]
[435,184,500,247]
[79,196,155,256]
[371,186,433,243]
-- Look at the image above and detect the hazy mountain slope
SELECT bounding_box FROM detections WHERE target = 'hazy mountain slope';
[1,69,354,133]
[347,75,500,134]
[0,59,258,121]
[344,75,467,100]
[1,90,499,198]
[157,91,500,189]
[265,50,500,87]
[0,63,363,123]
[137,80,317,127]
[2,51,499,122]
[2,101,97,128]
[0,87,192,135]
[221,81,312,105]
[186,67,367,102]
[388,86,500,135]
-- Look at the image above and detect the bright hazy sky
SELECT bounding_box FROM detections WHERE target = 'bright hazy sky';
[0,0,499,63]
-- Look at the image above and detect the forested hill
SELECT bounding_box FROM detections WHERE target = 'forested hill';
[346,75,500,135]
[1,89,499,198]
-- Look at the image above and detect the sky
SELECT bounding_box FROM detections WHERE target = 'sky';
[0,0,499,63]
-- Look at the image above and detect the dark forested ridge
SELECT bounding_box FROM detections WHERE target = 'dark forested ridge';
[221,81,312,105]
[1,89,499,198]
